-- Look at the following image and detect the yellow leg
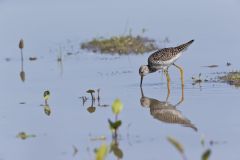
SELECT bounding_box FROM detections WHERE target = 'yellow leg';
[163,69,170,101]
[173,63,184,103]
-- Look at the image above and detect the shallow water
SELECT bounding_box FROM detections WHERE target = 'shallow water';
[1,0,240,160]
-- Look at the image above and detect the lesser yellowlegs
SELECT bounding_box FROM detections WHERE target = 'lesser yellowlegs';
[139,40,194,88]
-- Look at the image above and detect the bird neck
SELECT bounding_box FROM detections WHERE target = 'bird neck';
[148,65,158,73]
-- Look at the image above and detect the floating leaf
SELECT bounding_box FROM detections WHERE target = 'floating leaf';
[43,90,50,100]
[167,136,184,154]
[108,119,122,130]
[112,99,123,115]
[19,39,24,49]
[44,105,51,116]
[17,132,36,140]
[202,149,211,160]
[96,144,108,160]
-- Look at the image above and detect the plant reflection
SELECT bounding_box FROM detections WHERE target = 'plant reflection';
[81,89,109,113]
[19,39,25,82]
[43,104,51,116]
[95,99,124,160]
[87,98,96,113]
[43,90,51,116]
[140,87,197,131]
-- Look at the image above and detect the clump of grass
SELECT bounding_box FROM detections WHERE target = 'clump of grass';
[219,71,240,87]
[81,35,158,54]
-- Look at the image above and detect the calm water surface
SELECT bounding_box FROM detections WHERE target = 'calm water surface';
[1,0,240,160]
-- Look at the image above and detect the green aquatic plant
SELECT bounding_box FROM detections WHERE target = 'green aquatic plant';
[81,35,158,54]
[43,90,50,105]
[92,99,124,160]
[219,71,240,87]
[43,90,51,115]
[108,119,122,131]
[43,90,50,101]
[17,132,36,140]
[87,89,95,100]
[112,99,123,115]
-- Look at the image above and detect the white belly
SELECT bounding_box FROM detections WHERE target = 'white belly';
[162,52,183,66]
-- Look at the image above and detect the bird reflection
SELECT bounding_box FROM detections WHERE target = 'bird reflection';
[140,87,197,131]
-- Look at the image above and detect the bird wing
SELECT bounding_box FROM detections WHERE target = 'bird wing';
[148,48,179,65]
[147,40,194,65]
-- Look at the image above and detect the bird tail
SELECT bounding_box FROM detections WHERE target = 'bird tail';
[176,39,194,52]
[185,39,194,46]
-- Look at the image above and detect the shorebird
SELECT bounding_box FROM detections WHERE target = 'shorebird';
[139,40,194,88]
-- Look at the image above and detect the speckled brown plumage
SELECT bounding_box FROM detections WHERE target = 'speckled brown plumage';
[148,40,194,68]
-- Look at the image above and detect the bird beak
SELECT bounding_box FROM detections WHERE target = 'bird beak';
[140,76,143,87]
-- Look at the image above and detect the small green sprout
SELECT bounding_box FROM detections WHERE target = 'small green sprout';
[112,99,123,115]
[43,90,50,100]
[108,119,122,131]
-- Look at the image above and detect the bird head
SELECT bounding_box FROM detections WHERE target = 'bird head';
[139,65,150,86]
[140,97,151,107]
